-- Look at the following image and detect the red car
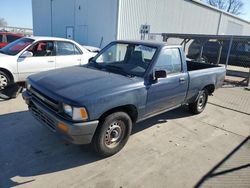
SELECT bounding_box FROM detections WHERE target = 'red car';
[0,32,23,48]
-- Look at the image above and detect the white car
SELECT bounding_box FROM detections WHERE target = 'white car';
[0,36,98,89]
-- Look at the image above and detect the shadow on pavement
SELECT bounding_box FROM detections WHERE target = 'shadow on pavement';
[194,135,250,188]
[132,107,193,135]
[0,107,193,187]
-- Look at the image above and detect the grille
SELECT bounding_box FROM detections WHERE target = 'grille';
[30,103,57,131]
[30,87,59,112]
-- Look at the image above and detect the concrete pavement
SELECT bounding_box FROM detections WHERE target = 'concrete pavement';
[0,87,249,188]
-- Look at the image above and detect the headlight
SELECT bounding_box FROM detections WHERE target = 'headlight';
[63,104,73,117]
[63,104,88,121]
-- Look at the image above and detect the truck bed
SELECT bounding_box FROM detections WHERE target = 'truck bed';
[185,60,226,103]
[187,60,221,71]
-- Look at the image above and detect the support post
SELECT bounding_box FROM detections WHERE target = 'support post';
[225,37,233,69]
[247,68,250,86]
[216,41,223,65]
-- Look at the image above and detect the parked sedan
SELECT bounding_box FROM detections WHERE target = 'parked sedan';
[0,32,23,48]
[0,36,98,89]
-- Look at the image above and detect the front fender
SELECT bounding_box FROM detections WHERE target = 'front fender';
[86,87,147,121]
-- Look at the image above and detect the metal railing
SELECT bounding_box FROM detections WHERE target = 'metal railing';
[148,33,250,86]
[0,26,33,36]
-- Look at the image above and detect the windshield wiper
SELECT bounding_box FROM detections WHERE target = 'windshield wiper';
[104,65,135,78]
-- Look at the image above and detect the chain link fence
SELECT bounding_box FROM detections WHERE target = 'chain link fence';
[148,33,250,86]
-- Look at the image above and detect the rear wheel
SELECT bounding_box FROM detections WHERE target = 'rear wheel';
[189,89,208,114]
[92,112,132,157]
[0,71,10,90]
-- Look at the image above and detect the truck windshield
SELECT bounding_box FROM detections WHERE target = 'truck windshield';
[0,38,34,56]
[89,43,157,77]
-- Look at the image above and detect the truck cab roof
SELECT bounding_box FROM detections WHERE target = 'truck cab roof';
[114,40,181,49]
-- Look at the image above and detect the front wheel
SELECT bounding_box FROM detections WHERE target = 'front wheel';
[0,71,11,90]
[92,112,132,157]
[189,89,208,114]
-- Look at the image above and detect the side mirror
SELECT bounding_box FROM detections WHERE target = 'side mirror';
[20,51,33,58]
[154,70,167,80]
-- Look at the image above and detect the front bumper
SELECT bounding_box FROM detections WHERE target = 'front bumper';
[22,90,99,145]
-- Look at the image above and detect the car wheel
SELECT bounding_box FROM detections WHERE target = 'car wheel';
[0,71,10,90]
[92,112,132,157]
[189,89,208,114]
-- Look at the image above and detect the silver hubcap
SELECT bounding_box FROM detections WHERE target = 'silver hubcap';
[105,121,125,148]
[0,74,8,90]
[198,92,206,110]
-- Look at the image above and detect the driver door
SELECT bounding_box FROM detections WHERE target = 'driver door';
[18,41,56,81]
[145,48,188,116]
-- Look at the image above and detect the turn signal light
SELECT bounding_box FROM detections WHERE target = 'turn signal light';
[80,108,88,120]
[57,122,69,133]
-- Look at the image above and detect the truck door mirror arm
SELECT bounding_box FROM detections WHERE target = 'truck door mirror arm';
[153,70,167,80]
[148,70,167,84]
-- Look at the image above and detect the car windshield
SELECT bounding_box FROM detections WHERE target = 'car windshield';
[0,38,34,56]
[89,42,157,77]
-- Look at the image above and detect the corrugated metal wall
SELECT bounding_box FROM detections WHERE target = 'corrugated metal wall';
[117,0,250,40]
[33,0,250,47]
[219,14,250,35]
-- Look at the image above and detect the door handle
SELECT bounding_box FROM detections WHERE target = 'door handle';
[179,77,186,83]
[48,60,55,63]
[77,59,81,61]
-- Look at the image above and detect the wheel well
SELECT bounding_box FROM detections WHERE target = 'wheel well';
[0,68,14,82]
[203,84,215,95]
[99,105,138,124]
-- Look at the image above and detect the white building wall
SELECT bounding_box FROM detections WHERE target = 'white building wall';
[117,0,250,40]
[51,0,75,38]
[79,0,118,47]
[33,0,250,47]
[32,0,118,47]
[219,14,250,35]
[32,0,52,36]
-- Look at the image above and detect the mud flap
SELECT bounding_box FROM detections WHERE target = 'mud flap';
[0,84,23,100]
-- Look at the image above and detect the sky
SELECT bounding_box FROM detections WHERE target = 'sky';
[1,0,32,28]
[0,0,250,29]
[241,0,250,21]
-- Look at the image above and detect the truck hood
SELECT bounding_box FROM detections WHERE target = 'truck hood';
[29,66,142,104]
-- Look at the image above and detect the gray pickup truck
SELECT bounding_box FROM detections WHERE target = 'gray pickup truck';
[23,40,226,156]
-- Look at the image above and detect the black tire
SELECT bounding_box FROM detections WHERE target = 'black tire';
[92,112,132,157]
[0,71,11,90]
[189,89,208,114]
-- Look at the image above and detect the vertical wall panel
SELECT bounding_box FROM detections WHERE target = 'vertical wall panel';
[33,0,250,47]
[219,14,250,35]
[33,0,118,47]
[117,0,250,40]
[32,0,52,36]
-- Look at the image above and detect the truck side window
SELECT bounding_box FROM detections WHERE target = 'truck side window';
[0,34,3,42]
[154,48,182,74]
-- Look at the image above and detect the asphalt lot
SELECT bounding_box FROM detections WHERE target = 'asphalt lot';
[0,87,249,188]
